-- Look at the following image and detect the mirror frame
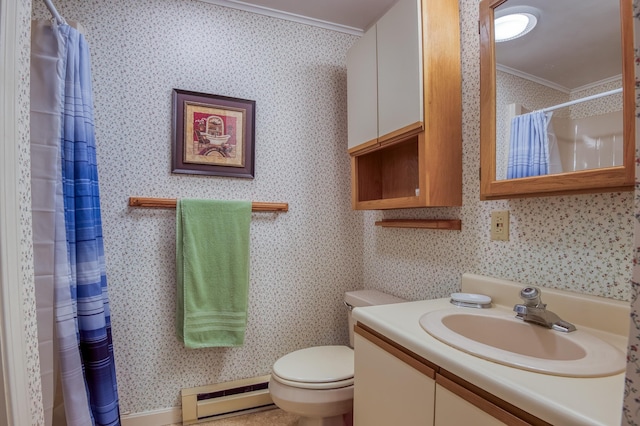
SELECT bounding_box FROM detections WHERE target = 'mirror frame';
[479,0,635,200]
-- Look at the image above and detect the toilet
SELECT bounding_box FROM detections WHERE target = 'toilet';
[268,290,406,426]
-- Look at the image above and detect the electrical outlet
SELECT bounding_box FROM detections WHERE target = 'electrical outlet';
[490,210,509,241]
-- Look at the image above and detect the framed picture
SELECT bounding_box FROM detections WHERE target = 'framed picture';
[172,89,255,178]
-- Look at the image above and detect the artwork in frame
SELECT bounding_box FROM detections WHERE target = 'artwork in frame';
[172,89,256,178]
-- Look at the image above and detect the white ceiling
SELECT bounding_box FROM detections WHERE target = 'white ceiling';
[495,0,621,91]
[205,0,622,91]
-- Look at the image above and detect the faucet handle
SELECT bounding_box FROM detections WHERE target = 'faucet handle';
[513,304,528,316]
[520,287,545,308]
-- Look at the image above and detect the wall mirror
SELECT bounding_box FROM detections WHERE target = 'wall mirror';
[479,0,634,200]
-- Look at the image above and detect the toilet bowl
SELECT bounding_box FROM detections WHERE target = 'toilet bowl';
[269,290,405,426]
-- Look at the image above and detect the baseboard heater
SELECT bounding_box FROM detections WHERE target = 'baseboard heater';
[181,374,274,424]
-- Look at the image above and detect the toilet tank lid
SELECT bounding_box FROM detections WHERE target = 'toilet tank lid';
[344,290,406,308]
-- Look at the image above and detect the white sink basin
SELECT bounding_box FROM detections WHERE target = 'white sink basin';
[419,308,626,377]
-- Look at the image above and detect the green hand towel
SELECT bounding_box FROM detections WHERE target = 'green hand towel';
[176,199,252,348]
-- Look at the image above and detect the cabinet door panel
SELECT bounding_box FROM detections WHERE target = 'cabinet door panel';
[435,384,511,426]
[354,334,435,426]
[347,26,378,150]
[376,0,423,139]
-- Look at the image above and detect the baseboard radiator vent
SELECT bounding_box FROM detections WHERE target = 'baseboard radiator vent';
[181,374,274,425]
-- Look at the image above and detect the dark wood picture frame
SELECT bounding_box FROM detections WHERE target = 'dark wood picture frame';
[172,89,255,178]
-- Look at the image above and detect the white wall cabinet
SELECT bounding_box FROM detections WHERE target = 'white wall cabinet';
[354,324,548,426]
[346,26,378,151]
[347,0,422,151]
[375,0,422,140]
[346,0,462,209]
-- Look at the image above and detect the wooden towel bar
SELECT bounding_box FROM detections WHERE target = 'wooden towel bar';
[129,197,288,212]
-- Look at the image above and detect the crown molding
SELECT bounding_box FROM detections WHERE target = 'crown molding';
[195,0,364,35]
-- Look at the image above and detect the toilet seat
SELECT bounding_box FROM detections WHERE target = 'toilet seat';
[272,345,354,390]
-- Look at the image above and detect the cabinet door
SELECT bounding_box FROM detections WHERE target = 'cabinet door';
[434,377,531,426]
[347,25,378,151]
[376,0,423,140]
[435,384,509,426]
[354,333,435,426]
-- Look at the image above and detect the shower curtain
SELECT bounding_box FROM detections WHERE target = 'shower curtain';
[31,21,120,426]
[507,110,553,179]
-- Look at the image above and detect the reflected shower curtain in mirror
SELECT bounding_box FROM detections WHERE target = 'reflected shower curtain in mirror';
[31,21,120,426]
[507,111,553,179]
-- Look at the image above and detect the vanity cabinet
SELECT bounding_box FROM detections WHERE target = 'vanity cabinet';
[346,0,462,210]
[435,383,509,426]
[434,375,534,426]
[354,324,549,426]
[354,326,436,426]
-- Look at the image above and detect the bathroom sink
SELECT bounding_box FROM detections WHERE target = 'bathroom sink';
[419,308,626,377]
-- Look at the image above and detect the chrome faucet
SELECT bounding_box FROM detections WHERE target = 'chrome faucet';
[513,287,576,332]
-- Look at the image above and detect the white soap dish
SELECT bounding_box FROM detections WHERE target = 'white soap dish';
[450,292,492,309]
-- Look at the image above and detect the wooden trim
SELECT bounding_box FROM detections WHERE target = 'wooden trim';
[620,0,635,185]
[481,183,633,200]
[347,137,379,156]
[350,155,359,209]
[354,323,437,379]
[377,122,424,147]
[354,196,421,210]
[479,167,634,200]
[421,0,463,207]
[479,0,499,199]
[128,197,288,212]
[438,370,551,426]
[348,123,424,158]
[375,219,461,230]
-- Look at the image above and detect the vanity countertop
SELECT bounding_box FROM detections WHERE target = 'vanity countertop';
[352,275,629,426]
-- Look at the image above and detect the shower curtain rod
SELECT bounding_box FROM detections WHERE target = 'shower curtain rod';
[43,0,66,25]
[540,88,622,113]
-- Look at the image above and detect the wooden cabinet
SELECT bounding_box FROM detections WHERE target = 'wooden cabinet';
[354,324,550,426]
[346,0,462,210]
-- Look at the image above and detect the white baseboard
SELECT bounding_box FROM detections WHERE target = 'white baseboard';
[120,406,181,426]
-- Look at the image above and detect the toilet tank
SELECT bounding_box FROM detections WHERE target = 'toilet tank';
[344,290,406,347]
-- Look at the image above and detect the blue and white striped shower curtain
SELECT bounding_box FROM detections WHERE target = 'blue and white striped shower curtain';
[31,21,120,426]
[506,111,552,179]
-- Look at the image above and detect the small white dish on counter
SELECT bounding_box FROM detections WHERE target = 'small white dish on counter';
[450,292,492,308]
